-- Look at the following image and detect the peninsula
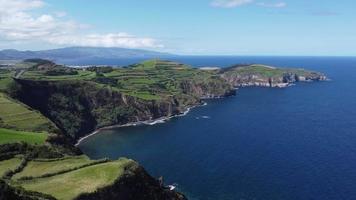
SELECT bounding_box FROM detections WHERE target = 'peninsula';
[0,59,326,200]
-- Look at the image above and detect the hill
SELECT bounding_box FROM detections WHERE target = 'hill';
[0,47,173,65]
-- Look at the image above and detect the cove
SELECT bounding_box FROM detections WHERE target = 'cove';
[79,57,356,200]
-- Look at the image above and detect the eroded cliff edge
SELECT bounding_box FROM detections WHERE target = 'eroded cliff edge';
[2,59,326,200]
[220,64,327,88]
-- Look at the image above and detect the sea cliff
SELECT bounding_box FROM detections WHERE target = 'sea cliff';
[0,59,327,200]
[220,64,327,88]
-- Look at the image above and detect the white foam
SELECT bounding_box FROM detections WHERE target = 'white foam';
[75,101,209,146]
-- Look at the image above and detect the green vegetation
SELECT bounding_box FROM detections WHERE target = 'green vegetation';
[224,64,313,78]
[0,156,22,176]
[13,155,97,179]
[0,58,324,199]
[15,158,135,200]
[0,69,14,91]
[19,59,229,100]
[0,128,47,145]
[0,92,57,133]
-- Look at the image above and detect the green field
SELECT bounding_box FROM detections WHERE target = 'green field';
[0,69,14,91]
[19,59,219,100]
[13,155,97,179]
[0,93,57,133]
[0,58,324,199]
[0,128,47,145]
[0,156,23,176]
[17,158,135,200]
[226,64,312,78]
[22,70,96,81]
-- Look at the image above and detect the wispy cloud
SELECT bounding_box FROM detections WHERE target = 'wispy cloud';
[0,0,163,49]
[256,2,287,8]
[210,0,254,8]
[211,0,287,9]
[46,33,164,48]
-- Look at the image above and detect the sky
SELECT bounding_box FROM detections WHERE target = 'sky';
[0,0,355,56]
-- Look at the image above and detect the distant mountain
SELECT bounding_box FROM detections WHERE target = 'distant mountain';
[0,47,174,65]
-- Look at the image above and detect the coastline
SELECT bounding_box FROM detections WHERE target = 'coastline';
[75,102,208,146]
[74,79,328,146]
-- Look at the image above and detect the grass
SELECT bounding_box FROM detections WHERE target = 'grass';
[228,64,312,78]
[0,70,14,91]
[0,93,57,132]
[15,59,316,102]
[22,70,96,81]
[0,128,47,145]
[18,60,216,101]
[17,158,135,200]
[13,155,96,179]
[0,156,23,176]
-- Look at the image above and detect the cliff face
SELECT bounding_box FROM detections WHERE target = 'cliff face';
[220,65,327,88]
[12,80,183,140]
[75,162,187,200]
[12,78,235,141]
[179,79,236,99]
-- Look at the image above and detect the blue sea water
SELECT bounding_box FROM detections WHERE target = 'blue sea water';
[79,56,356,200]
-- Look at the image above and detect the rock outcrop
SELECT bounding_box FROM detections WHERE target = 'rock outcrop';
[75,162,187,200]
[220,64,327,88]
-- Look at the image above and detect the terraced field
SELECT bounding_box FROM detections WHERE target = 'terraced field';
[13,155,103,179]
[0,69,14,91]
[13,158,135,200]
[19,59,221,100]
[0,93,57,133]
[104,60,220,100]
[0,156,23,176]
[22,70,96,81]
[0,128,47,145]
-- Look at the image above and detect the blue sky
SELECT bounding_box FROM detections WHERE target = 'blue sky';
[0,0,355,56]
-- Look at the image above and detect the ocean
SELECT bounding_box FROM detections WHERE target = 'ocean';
[78,56,356,200]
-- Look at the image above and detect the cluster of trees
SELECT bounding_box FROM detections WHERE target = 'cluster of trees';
[44,68,78,76]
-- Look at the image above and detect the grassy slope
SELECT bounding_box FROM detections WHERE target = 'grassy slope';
[225,64,314,78]
[0,69,14,91]
[17,158,134,200]
[0,93,57,133]
[13,155,96,179]
[0,157,22,176]
[0,128,47,145]
[20,59,217,100]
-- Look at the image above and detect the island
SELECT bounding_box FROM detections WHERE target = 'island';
[0,59,326,200]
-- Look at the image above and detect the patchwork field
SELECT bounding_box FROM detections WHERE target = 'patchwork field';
[19,59,220,100]
[0,93,57,133]
[15,158,134,200]
[0,128,47,145]
[0,156,23,177]
[13,155,100,179]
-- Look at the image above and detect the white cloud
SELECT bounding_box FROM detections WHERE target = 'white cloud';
[46,33,164,48]
[211,0,254,8]
[0,0,162,49]
[256,2,287,8]
[0,0,44,13]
